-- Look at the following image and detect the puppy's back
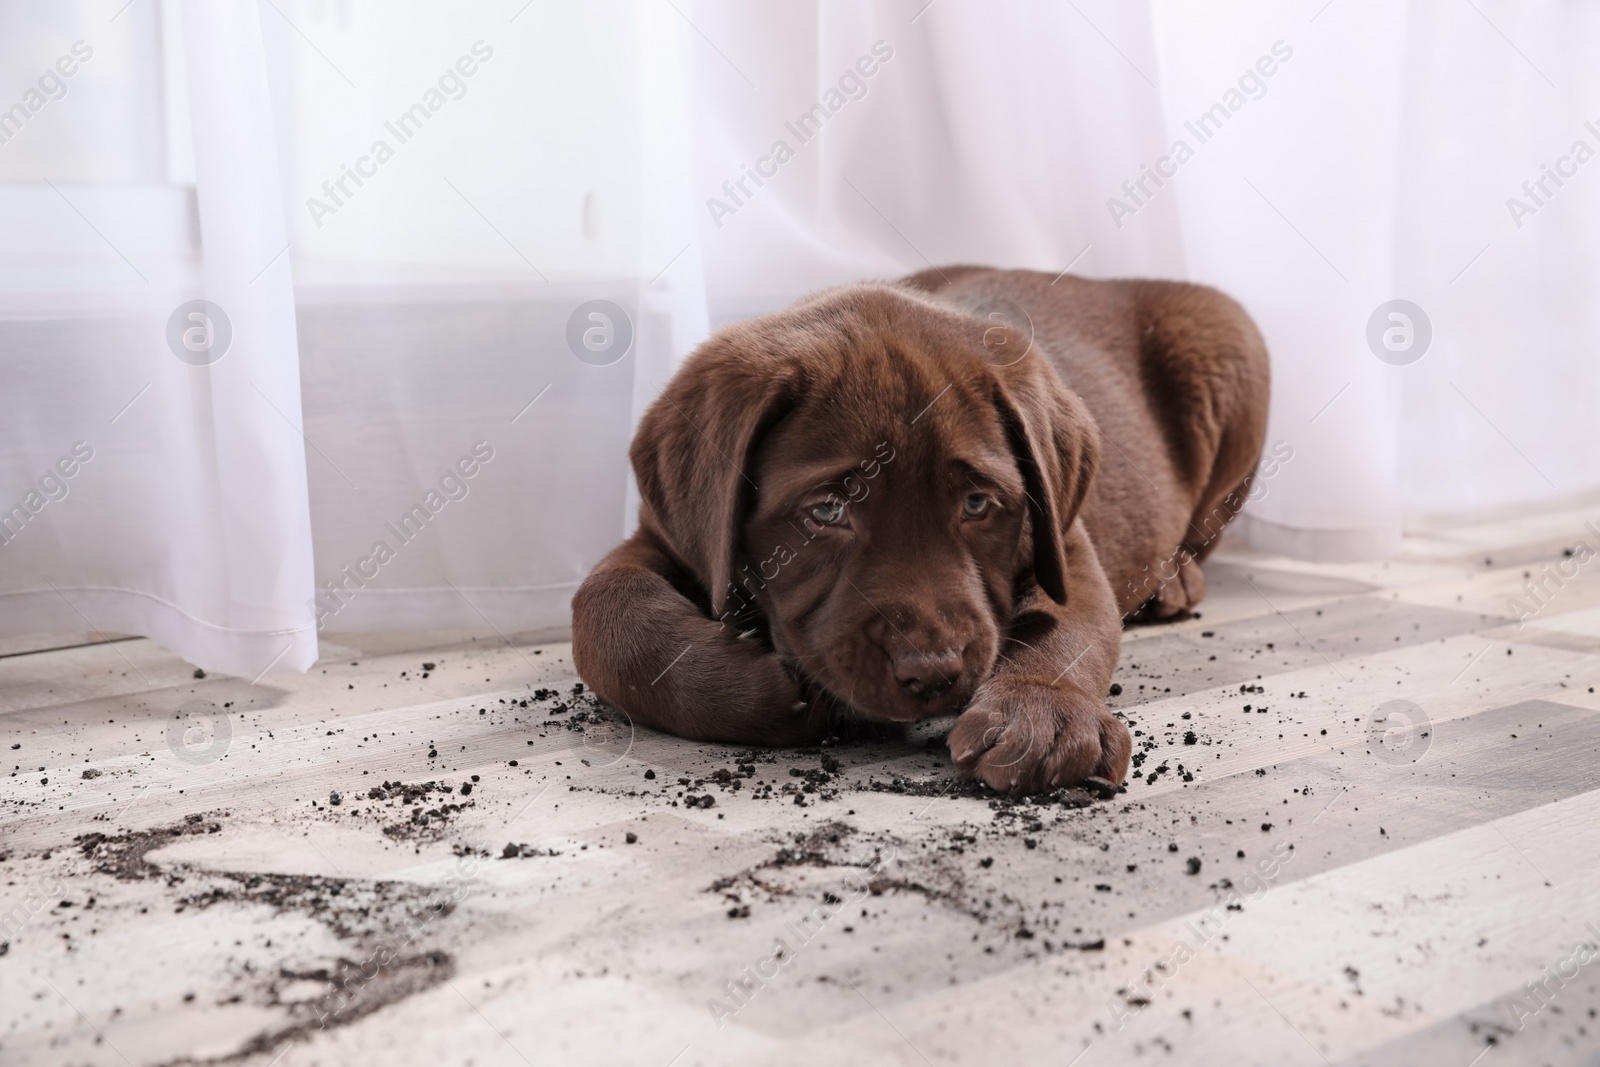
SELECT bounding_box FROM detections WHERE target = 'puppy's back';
[902,266,1269,605]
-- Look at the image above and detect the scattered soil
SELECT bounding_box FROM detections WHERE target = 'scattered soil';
[52,816,466,1065]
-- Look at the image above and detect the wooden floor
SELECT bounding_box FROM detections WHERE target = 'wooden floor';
[5,503,1600,1067]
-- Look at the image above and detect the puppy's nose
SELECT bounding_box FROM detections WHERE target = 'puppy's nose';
[891,647,963,698]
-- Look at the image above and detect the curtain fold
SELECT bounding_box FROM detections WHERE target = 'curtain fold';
[179,0,317,672]
[1,0,1597,675]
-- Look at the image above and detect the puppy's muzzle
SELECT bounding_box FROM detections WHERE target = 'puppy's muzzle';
[890,646,965,700]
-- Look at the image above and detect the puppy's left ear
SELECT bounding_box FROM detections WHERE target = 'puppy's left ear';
[630,334,799,619]
[992,355,1100,604]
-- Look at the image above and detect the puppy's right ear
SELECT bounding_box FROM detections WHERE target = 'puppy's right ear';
[631,339,798,619]
[991,351,1100,605]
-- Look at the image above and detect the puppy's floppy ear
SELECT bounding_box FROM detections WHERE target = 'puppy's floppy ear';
[991,354,1100,604]
[631,338,798,619]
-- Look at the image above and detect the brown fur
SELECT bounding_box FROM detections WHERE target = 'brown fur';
[571,267,1269,792]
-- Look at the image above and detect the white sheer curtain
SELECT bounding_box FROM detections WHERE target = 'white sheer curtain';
[691,0,1600,560]
[262,1,702,636]
[2,0,1597,676]
[0,0,314,676]
[1152,0,1600,558]
[0,0,704,675]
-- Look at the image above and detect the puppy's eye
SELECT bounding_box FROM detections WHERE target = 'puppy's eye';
[810,500,847,526]
[962,492,992,519]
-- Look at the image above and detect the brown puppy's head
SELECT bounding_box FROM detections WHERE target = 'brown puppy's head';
[631,284,1098,723]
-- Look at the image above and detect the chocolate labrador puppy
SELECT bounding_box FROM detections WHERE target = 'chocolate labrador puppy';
[572,267,1268,793]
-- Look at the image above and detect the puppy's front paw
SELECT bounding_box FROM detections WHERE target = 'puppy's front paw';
[948,676,1131,794]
